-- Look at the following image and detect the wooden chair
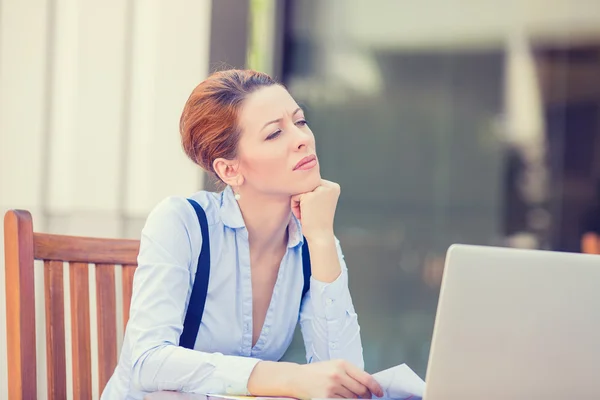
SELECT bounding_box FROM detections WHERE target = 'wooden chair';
[4,209,140,399]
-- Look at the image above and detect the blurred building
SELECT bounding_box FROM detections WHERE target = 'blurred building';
[1,0,600,396]
[272,0,600,376]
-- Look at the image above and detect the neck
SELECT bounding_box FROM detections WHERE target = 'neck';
[235,187,290,257]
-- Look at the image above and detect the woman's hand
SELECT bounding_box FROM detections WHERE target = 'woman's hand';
[291,179,342,282]
[291,179,341,242]
[248,360,383,399]
[292,359,384,399]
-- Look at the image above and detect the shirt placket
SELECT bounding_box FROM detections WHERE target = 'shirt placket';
[238,228,254,356]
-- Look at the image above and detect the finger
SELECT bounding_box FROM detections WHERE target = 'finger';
[345,364,384,397]
[339,374,371,399]
[320,179,340,189]
[334,385,360,399]
[290,194,302,214]
[317,180,341,195]
[291,193,303,203]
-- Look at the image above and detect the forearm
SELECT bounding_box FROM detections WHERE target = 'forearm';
[247,361,300,397]
[302,274,365,369]
[301,235,365,368]
[306,235,341,282]
[131,344,261,394]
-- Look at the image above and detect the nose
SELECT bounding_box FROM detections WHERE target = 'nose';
[292,125,311,151]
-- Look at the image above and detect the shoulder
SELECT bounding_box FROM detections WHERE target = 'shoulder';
[139,190,222,266]
[146,190,222,227]
[187,189,223,226]
[141,190,223,246]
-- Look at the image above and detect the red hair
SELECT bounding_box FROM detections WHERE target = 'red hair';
[179,69,278,175]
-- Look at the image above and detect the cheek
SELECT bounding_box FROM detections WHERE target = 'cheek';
[242,147,289,178]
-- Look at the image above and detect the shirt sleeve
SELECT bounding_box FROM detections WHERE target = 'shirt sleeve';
[126,197,260,395]
[298,237,365,370]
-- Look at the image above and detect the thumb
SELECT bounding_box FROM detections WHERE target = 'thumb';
[290,194,303,221]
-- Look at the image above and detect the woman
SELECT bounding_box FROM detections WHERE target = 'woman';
[102,69,383,399]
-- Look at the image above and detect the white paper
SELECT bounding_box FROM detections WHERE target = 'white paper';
[372,364,425,400]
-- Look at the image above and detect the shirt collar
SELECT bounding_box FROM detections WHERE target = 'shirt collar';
[287,212,304,249]
[220,185,304,249]
[219,185,245,229]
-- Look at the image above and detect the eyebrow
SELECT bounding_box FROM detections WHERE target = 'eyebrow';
[261,107,303,131]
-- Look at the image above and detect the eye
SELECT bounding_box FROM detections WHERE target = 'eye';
[295,119,308,127]
[266,129,282,140]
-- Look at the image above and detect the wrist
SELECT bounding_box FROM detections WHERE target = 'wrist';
[304,235,341,283]
[284,363,304,398]
[304,232,336,247]
[247,361,301,398]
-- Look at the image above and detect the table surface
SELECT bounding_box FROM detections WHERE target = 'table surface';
[145,393,208,400]
[144,394,294,400]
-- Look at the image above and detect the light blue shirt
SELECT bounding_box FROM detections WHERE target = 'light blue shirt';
[102,186,364,399]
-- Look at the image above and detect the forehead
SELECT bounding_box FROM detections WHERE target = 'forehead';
[238,85,300,127]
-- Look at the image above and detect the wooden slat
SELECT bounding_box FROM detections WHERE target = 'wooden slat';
[70,262,92,399]
[34,233,139,264]
[44,260,67,399]
[4,210,38,399]
[96,264,117,395]
[121,264,137,328]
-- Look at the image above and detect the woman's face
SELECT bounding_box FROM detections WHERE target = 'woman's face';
[235,85,321,197]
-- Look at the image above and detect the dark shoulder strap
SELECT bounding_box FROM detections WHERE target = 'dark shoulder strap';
[301,237,311,300]
[179,199,211,349]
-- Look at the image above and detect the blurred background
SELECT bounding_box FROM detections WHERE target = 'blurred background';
[2,0,600,398]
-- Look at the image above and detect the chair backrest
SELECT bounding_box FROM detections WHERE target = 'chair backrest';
[4,209,140,400]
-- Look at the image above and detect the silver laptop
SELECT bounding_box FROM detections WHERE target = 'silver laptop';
[423,244,600,400]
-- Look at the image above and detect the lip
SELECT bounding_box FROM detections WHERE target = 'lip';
[294,154,317,171]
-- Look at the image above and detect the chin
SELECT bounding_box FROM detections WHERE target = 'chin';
[294,171,322,194]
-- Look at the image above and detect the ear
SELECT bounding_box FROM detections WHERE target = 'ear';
[213,157,245,187]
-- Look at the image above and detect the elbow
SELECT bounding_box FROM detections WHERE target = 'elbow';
[130,345,164,392]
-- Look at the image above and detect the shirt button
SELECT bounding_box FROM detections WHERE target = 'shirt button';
[264,327,270,334]
[330,342,338,349]
[226,385,234,394]
[325,298,334,306]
